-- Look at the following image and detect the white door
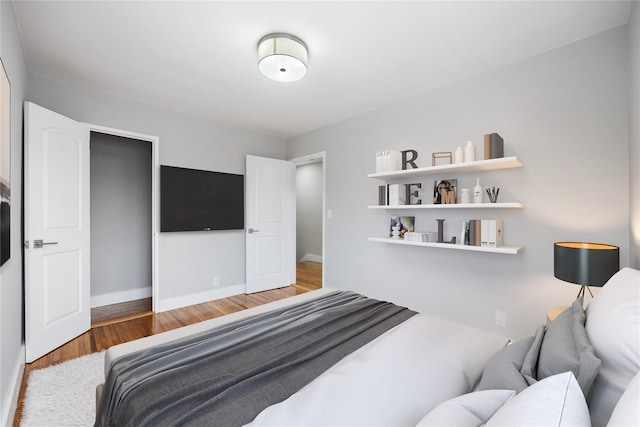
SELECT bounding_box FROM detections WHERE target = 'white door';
[25,102,91,363]
[245,155,295,293]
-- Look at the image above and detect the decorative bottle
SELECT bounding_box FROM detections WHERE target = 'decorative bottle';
[473,178,483,203]
[454,146,464,164]
[464,141,476,163]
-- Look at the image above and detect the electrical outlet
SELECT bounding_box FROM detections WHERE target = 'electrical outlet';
[495,310,507,327]
[327,209,333,219]
[212,276,220,288]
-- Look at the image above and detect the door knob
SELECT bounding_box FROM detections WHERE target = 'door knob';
[34,239,59,249]
[247,228,260,234]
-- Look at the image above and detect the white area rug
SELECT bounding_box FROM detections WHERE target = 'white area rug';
[21,352,105,427]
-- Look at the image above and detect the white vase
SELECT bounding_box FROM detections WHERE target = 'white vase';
[464,141,476,163]
[473,178,483,203]
[454,146,464,164]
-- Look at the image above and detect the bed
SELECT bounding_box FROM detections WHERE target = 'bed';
[95,267,640,427]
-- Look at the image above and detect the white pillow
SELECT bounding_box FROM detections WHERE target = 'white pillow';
[485,372,590,427]
[416,389,516,427]
[585,268,640,427]
[607,370,640,426]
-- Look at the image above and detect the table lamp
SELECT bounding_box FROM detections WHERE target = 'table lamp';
[554,242,619,298]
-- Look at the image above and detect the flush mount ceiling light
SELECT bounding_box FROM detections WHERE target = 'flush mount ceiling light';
[258,33,307,83]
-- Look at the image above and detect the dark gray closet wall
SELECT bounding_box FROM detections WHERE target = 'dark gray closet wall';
[90,132,152,305]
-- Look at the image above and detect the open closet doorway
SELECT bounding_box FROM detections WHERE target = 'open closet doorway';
[88,128,157,325]
[291,152,325,291]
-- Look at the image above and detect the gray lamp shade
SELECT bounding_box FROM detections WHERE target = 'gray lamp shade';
[554,242,619,287]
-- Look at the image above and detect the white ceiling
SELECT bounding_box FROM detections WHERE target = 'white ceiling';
[13,1,632,139]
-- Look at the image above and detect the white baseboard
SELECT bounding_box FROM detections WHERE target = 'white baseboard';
[91,287,152,308]
[154,284,246,313]
[2,344,25,427]
[299,253,322,263]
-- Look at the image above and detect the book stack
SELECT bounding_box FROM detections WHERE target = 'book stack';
[483,133,504,159]
[378,185,387,205]
[387,184,405,206]
[463,219,503,247]
[378,184,406,206]
[375,150,402,173]
[404,232,438,243]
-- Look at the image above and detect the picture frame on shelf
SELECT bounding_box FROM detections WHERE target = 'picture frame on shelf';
[431,151,452,166]
[433,179,457,204]
[389,216,415,238]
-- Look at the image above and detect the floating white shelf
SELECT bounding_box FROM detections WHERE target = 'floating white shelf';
[367,202,524,210]
[368,237,523,255]
[368,156,523,180]
[368,155,525,254]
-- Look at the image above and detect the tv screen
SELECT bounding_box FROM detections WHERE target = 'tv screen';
[160,165,244,232]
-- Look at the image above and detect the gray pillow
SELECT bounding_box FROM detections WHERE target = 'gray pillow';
[537,297,601,397]
[520,325,545,386]
[478,336,534,393]
[572,306,601,398]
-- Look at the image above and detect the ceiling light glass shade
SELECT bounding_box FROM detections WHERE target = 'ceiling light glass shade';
[258,33,307,83]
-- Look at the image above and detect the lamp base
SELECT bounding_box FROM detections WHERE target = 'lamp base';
[577,285,594,299]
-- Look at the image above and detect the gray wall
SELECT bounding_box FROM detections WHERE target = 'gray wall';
[90,132,152,303]
[0,4,637,424]
[630,2,639,269]
[288,26,630,340]
[29,74,287,306]
[296,162,323,262]
[0,2,29,423]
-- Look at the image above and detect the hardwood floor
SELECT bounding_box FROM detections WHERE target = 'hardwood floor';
[294,259,322,290]
[90,297,152,327]
[13,261,322,426]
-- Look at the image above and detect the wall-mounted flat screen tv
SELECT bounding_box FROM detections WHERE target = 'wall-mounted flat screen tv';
[160,165,244,232]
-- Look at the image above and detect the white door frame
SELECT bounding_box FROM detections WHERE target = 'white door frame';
[289,151,326,288]
[88,124,160,312]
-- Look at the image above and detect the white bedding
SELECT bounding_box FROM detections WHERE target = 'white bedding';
[248,313,509,426]
[103,289,509,426]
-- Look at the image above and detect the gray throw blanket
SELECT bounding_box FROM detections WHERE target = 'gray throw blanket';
[95,291,416,427]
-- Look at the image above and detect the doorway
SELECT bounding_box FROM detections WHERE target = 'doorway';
[291,152,325,290]
[89,131,153,324]
[24,103,160,362]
